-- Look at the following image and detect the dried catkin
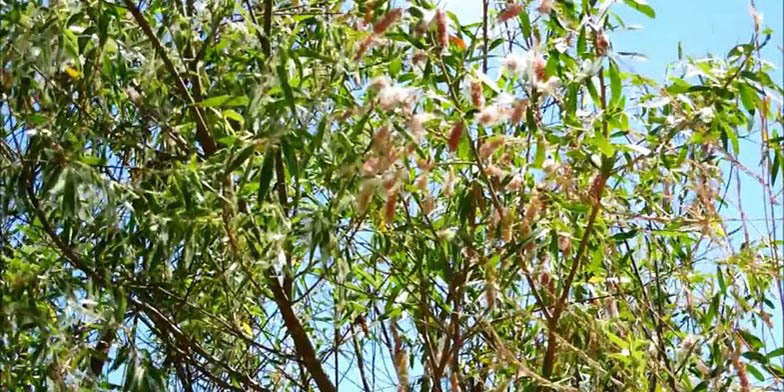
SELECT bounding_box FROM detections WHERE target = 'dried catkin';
[435,9,448,48]
[469,79,484,108]
[498,4,523,22]
[373,8,403,35]
[448,121,464,152]
[732,335,751,392]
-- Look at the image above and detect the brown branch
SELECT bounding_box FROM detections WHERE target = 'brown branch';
[132,297,268,391]
[89,328,115,377]
[122,0,216,156]
[350,325,373,392]
[266,272,336,392]
[541,59,613,383]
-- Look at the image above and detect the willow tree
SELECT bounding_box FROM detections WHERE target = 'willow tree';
[1,0,782,390]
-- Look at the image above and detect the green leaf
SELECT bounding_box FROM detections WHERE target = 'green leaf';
[518,11,531,40]
[227,143,258,174]
[703,294,718,329]
[738,84,758,114]
[222,109,245,125]
[591,134,615,157]
[717,266,726,293]
[576,27,587,57]
[533,135,546,168]
[767,347,784,359]
[257,149,275,203]
[611,230,637,242]
[62,168,77,218]
[278,55,297,115]
[742,351,768,365]
[623,0,656,18]
[745,363,764,381]
[198,95,249,107]
[738,329,764,351]
[302,116,327,170]
[281,138,299,178]
[722,123,740,155]
[609,60,622,107]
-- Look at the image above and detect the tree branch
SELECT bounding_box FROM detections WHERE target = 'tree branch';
[123,0,216,156]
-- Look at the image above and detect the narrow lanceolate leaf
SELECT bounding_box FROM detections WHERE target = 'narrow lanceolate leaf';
[302,116,328,170]
[609,60,622,107]
[2,1,781,391]
[62,168,77,218]
[278,53,297,115]
[258,149,276,203]
[198,95,250,107]
[281,138,299,178]
[623,0,655,18]
[227,143,259,174]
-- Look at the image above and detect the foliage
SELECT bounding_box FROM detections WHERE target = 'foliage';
[1,0,782,391]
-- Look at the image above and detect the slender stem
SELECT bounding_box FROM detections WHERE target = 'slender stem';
[350,325,372,392]
[482,0,489,73]
[123,0,216,156]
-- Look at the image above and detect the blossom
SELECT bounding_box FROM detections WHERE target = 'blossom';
[362,157,380,174]
[477,104,505,127]
[442,170,456,196]
[698,107,715,122]
[357,179,377,212]
[596,32,609,56]
[487,164,505,180]
[384,190,398,223]
[415,173,428,191]
[507,174,523,191]
[536,0,553,15]
[528,50,547,82]
[435,9,448,48]
[373,8,403,35]
[502,53,528,76]
[447,121,464,152]
[437,228,456,241]
[412,50,428,67]
[378,85,413,111]
[369,75,391,91]
[354,35,377,60]
[373,124,391,153]
[421,195,434,215]
[696,361,710,377]
[510,99,528,124]
[479,136,506,159]
[536,76,561,97]
[542,157,558,175]
[498,3,523,22]
[409,113,432,142]
[469,79,484,108]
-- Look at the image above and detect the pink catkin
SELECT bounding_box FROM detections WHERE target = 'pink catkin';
[373,8,403,35]
[385,191,398,223]
[435,9,448,48]
[373,125,390,153]
[733,335,751,392]
[358,181,376,212]
[511,99,528,124]
[498,4,523,22]
[470,79,484,108]
[448,121,464,152]
[536,0,553,15]
[355,35,376,60]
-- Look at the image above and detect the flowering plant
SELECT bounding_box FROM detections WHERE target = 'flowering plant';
[0,0,782,391]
